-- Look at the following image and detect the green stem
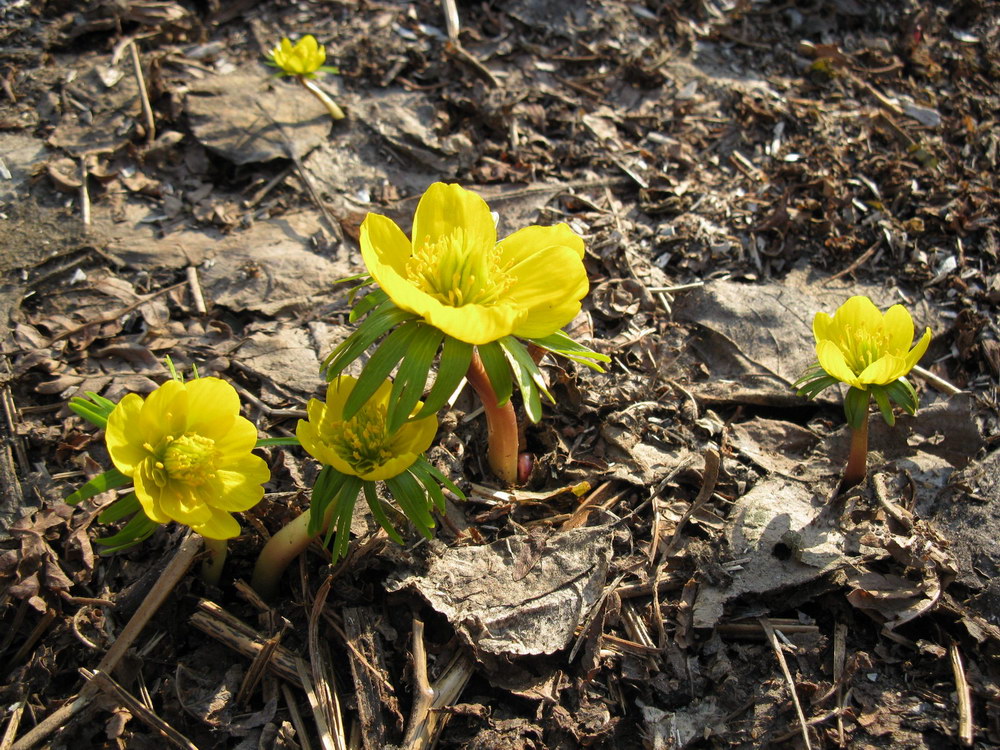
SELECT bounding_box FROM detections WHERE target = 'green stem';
[251,500,340,599]
[298,77,345,120]
[466,351,519,486]
[840,411,869,493]
[200,537,228,586]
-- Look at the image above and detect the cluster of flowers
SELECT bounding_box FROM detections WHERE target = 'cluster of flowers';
[64,34,934,596]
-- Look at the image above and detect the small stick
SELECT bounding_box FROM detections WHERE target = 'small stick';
[78,157,90,227]
[81,669,198,750]
[46,280,187,344]
[911,364,963,396]
[281,684,315,750]
[0,702,24,750]
[308,577,348,750]
[441,0,460,41]
[189,607,304,686]
[825,238,881,284]
[833,621,847,746]
[950,642,973,746]
[10,609,56,665]
[660,446,721,558]
[128,40,155,143]
[12,533,202,750]
[759,617,812,750]
[185,266,207,314]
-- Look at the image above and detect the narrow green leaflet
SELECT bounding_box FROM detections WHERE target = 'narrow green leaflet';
[69,392,117,429]
[386,472,434,538]
[349,288,388,323]
[408,461,446,513]
[387,323,444,433]
[415,335,472,418]
[499,336,551,423]
[413,456,465,500]
[526,330,610,371]
[885,377,919,415]
[363,482,404,544]
[872,386,895,426]
[477,341,513,407]
[324,475,362,560]
[98,492,140,524]
[96,510,159,551]
[342,321,420,420]
[323,302,416,379]
[65,468,130,506]
[796,375,839,399]
[308,465,347,535]
[843,386,870,430]
[255,437,300,448]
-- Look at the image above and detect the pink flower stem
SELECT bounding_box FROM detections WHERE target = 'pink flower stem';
[251,502,337,599]
[466,351,519,486]
[200,537,228,586]
[840,414,869,493]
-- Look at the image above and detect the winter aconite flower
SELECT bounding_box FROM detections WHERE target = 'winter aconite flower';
[105,378,269,540]
[812,295,931,391]
[267,35,328,78]
[298,376,437,481]
[795,295,932,492]
[360,183,588,346]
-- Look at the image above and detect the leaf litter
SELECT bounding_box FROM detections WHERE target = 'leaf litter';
[1,0,999,748]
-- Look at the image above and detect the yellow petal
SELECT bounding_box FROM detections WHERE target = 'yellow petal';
[812,311,834,344]
[410,183,496,258]
[858,354,907,385]
[139,379,186,442]
[183,378,239,442]
[834,295,881,332]
[903,327,932,373]
[323,377,359,422]
[503,239,589,339]
[105,393,146,476]
[882,305,915,355]
[206,458,268,512]
[393,413,438,457]
[158,483,213,526]
[498,223,584,267]
[359,453,418,481]
[190,507,241,540]
[213,416,259,458]
[297,418,340,468]
[133,460,170,524]
[817,339,860,387]
[417,298,520,345]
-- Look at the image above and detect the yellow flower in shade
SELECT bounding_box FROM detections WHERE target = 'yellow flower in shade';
[360,182,589,346]
[813,295,931,390]
[105,378,269,540]
[297,376,437,481]
[268,35,326,77]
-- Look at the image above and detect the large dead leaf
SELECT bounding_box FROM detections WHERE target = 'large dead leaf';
[389,525,613,658]
[185,72,331,164]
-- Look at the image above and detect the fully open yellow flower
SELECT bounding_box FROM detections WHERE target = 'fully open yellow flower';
[813,295,931,390]
[105,378,269,540]
[268,35,326,77]
[360,183,589,346]
[297,376,437,481]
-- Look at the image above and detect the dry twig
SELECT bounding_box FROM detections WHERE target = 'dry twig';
[760,617,812,750]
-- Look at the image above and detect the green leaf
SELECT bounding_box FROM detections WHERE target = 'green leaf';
[477,341,513,407]
[308,466,347,536]
[413,456,465,500]
[885,377,919,415]
[342,321,421,420]
[349,288,388,323]
[408,461,446,513]
[499,337,549,423]
[843,387,870,431]
[363,481,404,544]
[322,302,416,379]
[97,492,140,524]
[795,375,839,399]
[415,335,473,418]
[96,509,159,551]
[871,386,895,426]
[327,475,362,561]
[525,330,610,371]
[387,324,445,433]
[68,391,118,429]
[255,437,300,448]
[65,468,130,506]
[386,472,434,537]
[793,364,831,389]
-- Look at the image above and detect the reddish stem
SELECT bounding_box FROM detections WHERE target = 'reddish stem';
[466,351,519,486]
[839,413,869,493]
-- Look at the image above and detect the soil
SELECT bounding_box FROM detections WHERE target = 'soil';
[1,0,1000,748]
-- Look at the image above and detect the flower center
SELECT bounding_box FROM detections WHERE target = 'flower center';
[405,229,512,307]
[841,325,889,374]
[157,434,220,487]
[329,404,396,476]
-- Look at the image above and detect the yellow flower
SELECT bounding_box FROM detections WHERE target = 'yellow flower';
[360,182,589,346]
[813,295,931,390]
[105,378,269,540]
[297,376,437,481]
[268,35,326,77]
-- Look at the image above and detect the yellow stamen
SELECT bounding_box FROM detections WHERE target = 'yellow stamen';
[405,229,512,307]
